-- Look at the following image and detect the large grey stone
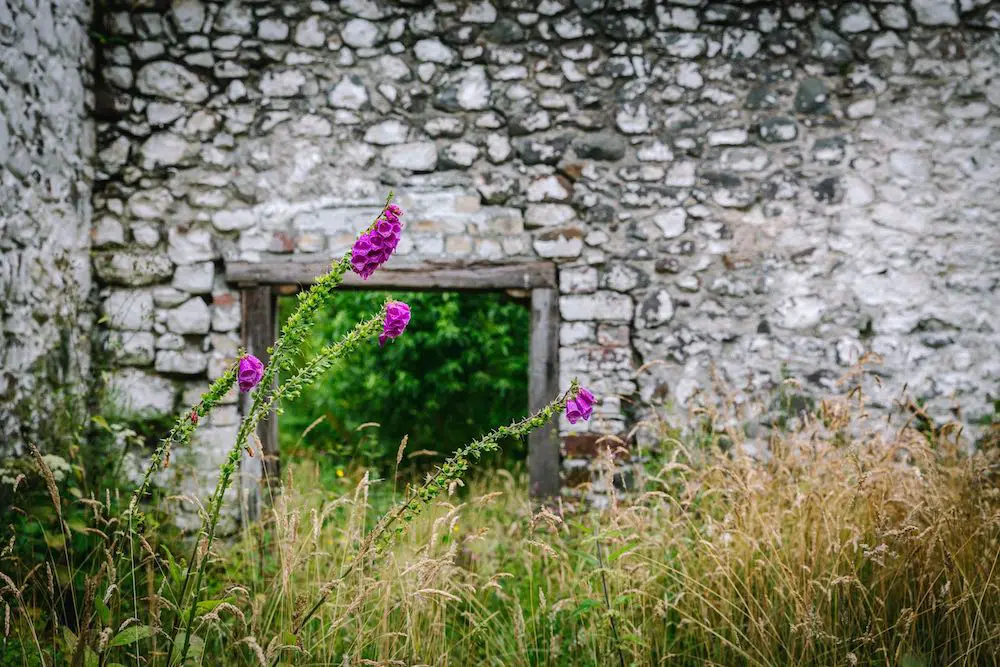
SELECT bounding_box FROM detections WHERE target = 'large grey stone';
[341,18,380,48]
[107,369,176,418]
[329,75,368,109]
[560,292,634,322]
[95,252,175,286]
[573,133,626,161]
[165,298,212,334]
[136,62,209,102]
[172,261,214,294]
[382,142,438,171]
[171,0,206,33]
[156,349,209,375]
[364,119,409,145]
[104,289,155,330]
[635,290,674,329]
[911,0,959,26]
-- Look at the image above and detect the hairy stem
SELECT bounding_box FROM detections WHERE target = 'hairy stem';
[171,308,389,666]
[279,381,580,660]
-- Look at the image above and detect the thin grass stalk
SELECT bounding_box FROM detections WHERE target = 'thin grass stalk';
[171,307,389,666]
[167,196,395,665]
[278,382,581,665]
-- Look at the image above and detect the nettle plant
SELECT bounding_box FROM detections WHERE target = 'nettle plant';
[6,193,594,666]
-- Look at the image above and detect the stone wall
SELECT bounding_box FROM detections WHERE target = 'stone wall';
[92,0,1000,483]
[0,0,95,455]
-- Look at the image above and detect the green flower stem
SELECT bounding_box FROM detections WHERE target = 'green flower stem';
[125,360,240,521]
[171,306,390,667]
[279,380,581,658]
[252,192,394,397]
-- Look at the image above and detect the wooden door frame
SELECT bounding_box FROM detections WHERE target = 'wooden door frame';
[229,258,562,513]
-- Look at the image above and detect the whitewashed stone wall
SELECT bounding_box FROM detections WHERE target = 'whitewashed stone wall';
[92,0,1000,476]
[0,0,95,455]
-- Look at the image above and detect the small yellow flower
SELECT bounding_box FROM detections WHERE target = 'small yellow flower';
[336,468,344,478]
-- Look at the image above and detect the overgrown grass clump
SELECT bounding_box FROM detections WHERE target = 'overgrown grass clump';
[7,387,997,666]
[214,395,1000,666]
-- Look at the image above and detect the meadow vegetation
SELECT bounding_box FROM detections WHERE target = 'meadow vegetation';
[1,196,998,666]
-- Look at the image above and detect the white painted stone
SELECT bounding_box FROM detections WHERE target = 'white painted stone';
[534,231,584,258]
[294,16,325,47]
[838,3,874,33]
[258,18,289,41]
[637,141,674,162]
[653,208,687,238]
[560,266,598,294]
[486,134,512,163]
[666,160,697,187]
[329,76,368,109]
[442,141,479,167]
[156,349,208,375]
[104,289,155,330]
[526,175,571,202]
[109,331,156,366]
[167,226,215,264]
[707,128,749,146]
[172,261,214,294]
[560,292,634,322]
[911,0,959,26]
[456,66,491,110]
[603,264,641,292]
[94,216,125,247]
[415,38,456,64]
[847,99,877,119]
[461,0,497,24]
[776,296,826,330]
[260,70,306,97]
[616,103,650,134]
[108,369,176,417]
[525,204,576,228]
[136,62,209,102]
[165,298,212,334]
[364,119,409,145]
[171,0,206,33]
[341,18,380,48]
[382,142,438,171]
[139,133,191,170]
[216,0,253,34]
[212,209,255,232]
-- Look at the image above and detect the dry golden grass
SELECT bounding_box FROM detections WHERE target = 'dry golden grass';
[217,390,1000,666]
[3,383,999,666]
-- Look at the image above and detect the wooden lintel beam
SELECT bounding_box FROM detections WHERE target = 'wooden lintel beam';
[226,259,557,291]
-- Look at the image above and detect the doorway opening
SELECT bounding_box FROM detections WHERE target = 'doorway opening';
[228,258,561,506]
[276,290,530,482]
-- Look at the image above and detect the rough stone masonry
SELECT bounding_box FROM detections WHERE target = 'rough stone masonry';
[3,0,1000,491]
[0,0,95,455]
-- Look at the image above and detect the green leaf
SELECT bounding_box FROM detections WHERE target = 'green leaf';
[108,624,153,648]
[62,627,99,667]
[44,531,66,550]
[168,632,205,665]
[195,596,234,615]
[96,597,112,625]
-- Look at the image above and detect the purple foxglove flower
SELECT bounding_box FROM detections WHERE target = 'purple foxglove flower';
[566,386,595,424]
[352,205,404,280]
[379,301,411,347]
[238,354,265,392]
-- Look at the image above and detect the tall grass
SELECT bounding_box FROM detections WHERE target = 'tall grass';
[3,385,999,664]
[204,391,996,666]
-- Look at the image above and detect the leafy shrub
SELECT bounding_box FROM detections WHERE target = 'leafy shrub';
[278,290,530,471]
